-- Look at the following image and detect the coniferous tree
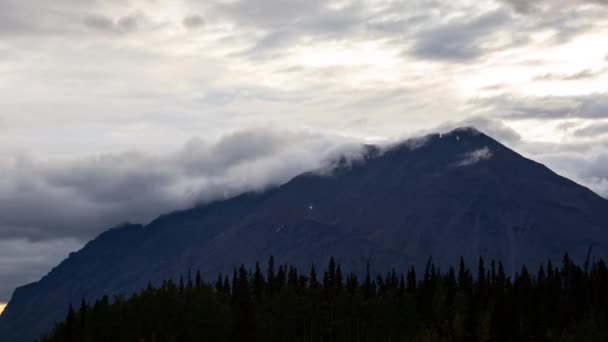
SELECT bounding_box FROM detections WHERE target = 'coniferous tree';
[309,264,319,289]
[195,270,202,288]
[40,254,608,342]
[253,261,265,298]
[66,304,75,342]
[267,256,275,294]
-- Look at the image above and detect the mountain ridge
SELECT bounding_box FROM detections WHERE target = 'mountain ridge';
[2,127,608,341]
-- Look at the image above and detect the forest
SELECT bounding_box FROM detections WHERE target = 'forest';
[40,254,608,341]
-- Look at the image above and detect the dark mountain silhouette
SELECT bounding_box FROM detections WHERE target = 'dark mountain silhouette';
[2,127,608,341]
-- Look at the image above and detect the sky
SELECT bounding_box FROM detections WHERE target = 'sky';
[1,0,608,308]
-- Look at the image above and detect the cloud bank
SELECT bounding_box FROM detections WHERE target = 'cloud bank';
[0,128,368,301]
[0,128,363,242]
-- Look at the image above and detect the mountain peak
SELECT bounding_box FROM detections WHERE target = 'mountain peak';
[438,126,491,144]
[389,126,490,153]
[445,126,482,136]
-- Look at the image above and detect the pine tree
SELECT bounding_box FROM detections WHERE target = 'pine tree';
[66,304,75,342]
[309,263,319,289]
[253,261,265,297]
[407,267,417,294]
[216,273,224,293]
[179,274,185,294]
[328,257,337,287]
[477,257,486,294]
[195,270,202,288]
[187,269,193,289]
[267,256,275,293]
[79,299,87,338]
[336,264,343,290]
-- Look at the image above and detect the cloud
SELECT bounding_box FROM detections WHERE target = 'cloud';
[531,145,608,198]
[477,94,608,119]
[209,0,364,32]
[83,14,115,31]
[499,0,608,14]
[0,128,361,241]
[0,0,158,38]
[410,10,512,61]
[183,15,205,29]
[204,0,368,58]
[0,238,82,301]
[456,146,493,166]
[0,127,366,301]
[495,0,608,45]
[535,68,607,81]
[83,12,147,34]
[0,0,107,36]
[573,122,608,137]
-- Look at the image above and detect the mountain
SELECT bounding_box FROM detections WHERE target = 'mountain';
[2,127,608,341]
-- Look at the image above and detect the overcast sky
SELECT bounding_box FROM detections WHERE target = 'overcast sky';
[1,0,608,306]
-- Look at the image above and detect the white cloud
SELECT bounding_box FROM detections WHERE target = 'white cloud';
[456,146,494,166]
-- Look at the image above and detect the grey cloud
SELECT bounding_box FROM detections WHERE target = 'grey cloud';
[477,94,608,119]
[494,0,608,47]
[0,0,154,37]
[210,0,362,30]
[410,10,512,61]
[548,19,597,44]
[366,11,430,35]
[83,15,115,31]
[499,0,608,14]
[236,31,297,60]
[201,0,606,63]
[499,0,535,13]
[573,122,608,137]
[0,1,75,36]
[206,0,367,57]
[577,96,608,119]
[199,86,311,107]
[0,238,82,302]
[0,0,112,36]
[117,14,139,32]
[535,68,606,81]
[0,128,365,300]
[212,0,525,62]
[83,13,143,33]
[532,145,608,198]
[183,15,205,29]
[0,128,360,241]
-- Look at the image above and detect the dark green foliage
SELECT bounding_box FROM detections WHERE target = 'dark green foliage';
[41,255,608,342]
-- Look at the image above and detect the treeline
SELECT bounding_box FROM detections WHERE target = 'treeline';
[40,255,608,341]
